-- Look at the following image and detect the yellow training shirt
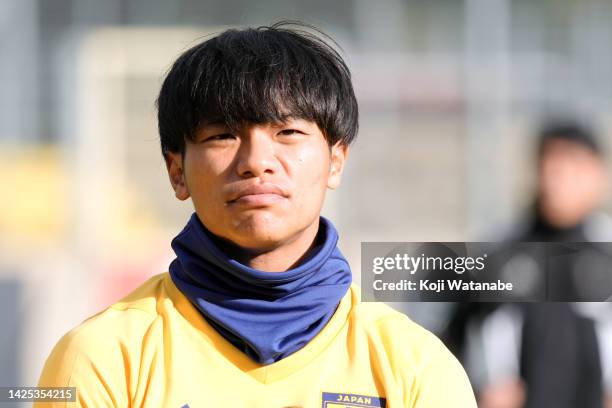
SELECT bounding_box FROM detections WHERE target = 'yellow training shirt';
[36,273,476,407]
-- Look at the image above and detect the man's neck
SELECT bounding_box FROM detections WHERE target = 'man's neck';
[215,219,322,272]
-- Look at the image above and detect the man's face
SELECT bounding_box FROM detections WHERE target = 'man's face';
[166,118,348,251]
[538,138,606,227]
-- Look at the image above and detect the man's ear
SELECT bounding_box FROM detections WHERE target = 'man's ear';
[327,142,349,190]
[165,151,190,201]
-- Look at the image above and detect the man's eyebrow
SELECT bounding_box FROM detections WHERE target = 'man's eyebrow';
[273,116,309,126]
[278,114,302,122]
[199,120,230,129]
[201,119,227,126]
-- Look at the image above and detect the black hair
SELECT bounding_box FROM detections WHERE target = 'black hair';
[157,21,359,156]
[537,120,601,157]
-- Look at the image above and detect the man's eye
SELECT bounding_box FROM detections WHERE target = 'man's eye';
[204,133,235,142]
[278,129,303,136]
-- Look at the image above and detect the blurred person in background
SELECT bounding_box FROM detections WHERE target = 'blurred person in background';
[446,120,612,408]
[519,121,610,243]
[34,22,476,407]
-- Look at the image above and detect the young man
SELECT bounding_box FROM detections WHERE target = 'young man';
[37,23,476,407]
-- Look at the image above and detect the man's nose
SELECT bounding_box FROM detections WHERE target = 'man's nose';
[235,129,279,178]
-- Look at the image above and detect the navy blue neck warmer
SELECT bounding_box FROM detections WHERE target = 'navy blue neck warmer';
[169,213,352,365]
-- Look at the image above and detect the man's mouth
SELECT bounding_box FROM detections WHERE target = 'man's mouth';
[227,183,289,206]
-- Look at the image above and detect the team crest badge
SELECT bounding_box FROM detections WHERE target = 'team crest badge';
[322,392,386,407]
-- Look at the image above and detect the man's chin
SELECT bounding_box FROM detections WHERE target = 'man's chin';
[228,212,293,248]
